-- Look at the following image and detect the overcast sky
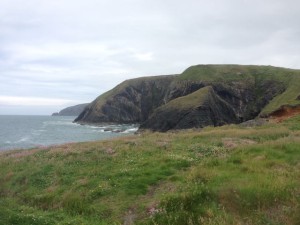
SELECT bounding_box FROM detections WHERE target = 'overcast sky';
[1,0,300,115]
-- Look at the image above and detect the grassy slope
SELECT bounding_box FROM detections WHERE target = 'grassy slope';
[177,64,256,81]
[262,74,300,115]
[153,86,212,111]
[89,75,175,112]
[1,116,300,225]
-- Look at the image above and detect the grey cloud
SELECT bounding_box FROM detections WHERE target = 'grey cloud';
[0,0,300,114]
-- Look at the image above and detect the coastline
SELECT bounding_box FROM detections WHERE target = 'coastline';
[0,115,139,152]
[1,116,299,224]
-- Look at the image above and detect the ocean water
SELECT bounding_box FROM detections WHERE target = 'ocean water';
[0,115,139,151]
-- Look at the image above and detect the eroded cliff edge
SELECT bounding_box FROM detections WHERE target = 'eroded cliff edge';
[75,65,300,131]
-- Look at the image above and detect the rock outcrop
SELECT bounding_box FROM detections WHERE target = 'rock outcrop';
[75,76,175,123]
[140,86,239,131]
[53,103,89,116]
[74,65,300,131]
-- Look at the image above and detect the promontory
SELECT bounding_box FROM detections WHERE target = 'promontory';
[74,64,300,131]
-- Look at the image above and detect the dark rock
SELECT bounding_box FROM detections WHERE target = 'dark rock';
[140,86,239,131]
[75,75,175,123]
[113,130,123,133]
[104,128,113,132]
[239,118,269,127]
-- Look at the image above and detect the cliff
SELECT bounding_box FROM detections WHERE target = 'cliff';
[52,103,89,116]
[75,65,300,131]
[140,86,239,131]
[75,75,175,123]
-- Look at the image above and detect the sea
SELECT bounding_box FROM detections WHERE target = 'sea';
[0,115,139,151]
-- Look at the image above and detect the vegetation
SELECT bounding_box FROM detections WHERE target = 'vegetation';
[88,75,173,110]
[261,74,300,115]
[155,86,212,110]
[0,115,300,224]
[178,64,300,115]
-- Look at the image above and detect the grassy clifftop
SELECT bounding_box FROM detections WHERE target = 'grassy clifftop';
[75,64,300,131]
[1,116,300,224]
[178,64,257,81]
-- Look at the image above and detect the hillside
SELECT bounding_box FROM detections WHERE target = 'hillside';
[0,116,299,224]
[74,65,300,131]
[140,86,238,131]
[75,75,175,124]
[52,103,89,116]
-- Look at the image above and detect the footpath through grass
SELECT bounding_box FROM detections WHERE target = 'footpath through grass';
[0,116,299,225]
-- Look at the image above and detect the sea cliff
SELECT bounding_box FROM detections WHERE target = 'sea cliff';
[75,65,300,131]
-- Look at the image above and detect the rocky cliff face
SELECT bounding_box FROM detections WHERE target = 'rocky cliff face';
[53,103,89,116]
[75,65,300,131]
[140,86,239,131]
[75,76,175,123]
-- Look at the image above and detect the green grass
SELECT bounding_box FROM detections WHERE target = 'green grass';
[284,114,300,130]
[1,116,300,224]
[154,86,212,111]
[178,64,257,81]
[261,74,300,115]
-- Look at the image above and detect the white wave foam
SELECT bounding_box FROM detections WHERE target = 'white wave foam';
[122,127,139,133]
[89,126,106,129]
[16,136,30,143]
[91,129,105,133]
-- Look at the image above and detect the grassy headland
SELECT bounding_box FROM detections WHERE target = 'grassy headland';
[76,65,300,131]
[0,116,300,224]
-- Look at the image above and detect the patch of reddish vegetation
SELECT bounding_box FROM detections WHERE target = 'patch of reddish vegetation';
[222,138,256,148]
[270,105,300,122]
[6,149,39,159]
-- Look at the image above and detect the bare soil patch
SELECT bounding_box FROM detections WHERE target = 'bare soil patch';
[270,105,300,122]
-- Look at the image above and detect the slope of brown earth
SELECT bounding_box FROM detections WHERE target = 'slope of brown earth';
[269,105,300,122]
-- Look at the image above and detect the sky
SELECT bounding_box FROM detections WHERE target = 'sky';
[1,0,300,115]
